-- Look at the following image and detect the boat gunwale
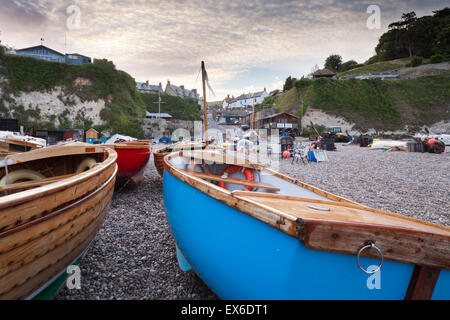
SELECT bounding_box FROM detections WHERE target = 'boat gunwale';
[0,145,117,209]
[106,143,152,150]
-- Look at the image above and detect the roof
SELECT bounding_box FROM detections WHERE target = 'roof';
[262,112,299,120]
[146,112,172,118]
[137,82,163,93]
[66,53,91,60]
[166,83,199,99]
[86,128,98,133]
[229,89,268,103]
[16,45,65,57]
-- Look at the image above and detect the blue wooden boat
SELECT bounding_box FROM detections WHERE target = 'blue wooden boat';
[162,149,450,300]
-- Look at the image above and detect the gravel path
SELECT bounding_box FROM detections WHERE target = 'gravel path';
[56,143,449,300]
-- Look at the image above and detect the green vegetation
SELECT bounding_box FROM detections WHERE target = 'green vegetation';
[140,92,201,121]
[406,56,423,67]
[254,95,276,110]
[0,49,145,137]
[337,58,410,77]
[430,54,445,64]
[274,7,450,132]
[273,75,450,131]
[283,76,297,92]
[373,8,450,63]
[324,54,343,73]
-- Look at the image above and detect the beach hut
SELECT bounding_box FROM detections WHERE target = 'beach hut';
[86,128,99,143]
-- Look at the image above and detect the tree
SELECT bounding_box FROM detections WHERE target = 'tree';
[340,60,359,72]
[283,76,296,92]
[375,8,449,61]
[387,11,417,57]
[324,54,343,73]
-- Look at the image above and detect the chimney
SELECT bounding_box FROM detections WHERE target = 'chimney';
[167,80,171,85]
[192,89,197,94]
[180,85,184,90]
[159,82,162,88]
[264,87,266,91]
[146,80,149,85]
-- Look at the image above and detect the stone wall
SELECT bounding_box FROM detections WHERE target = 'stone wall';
[142,118,195,139]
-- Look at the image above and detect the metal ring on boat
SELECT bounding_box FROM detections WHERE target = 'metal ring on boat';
[356,241,383,274]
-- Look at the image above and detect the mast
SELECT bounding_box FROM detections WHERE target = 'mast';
[201,61,208,143]
[251,98,255,130]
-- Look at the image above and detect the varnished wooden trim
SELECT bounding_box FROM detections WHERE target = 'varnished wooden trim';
[0,163,117,240]
[0,147,117,209]
[405,266,440,300]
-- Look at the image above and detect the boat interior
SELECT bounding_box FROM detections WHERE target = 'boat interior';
[0,149,108,196]
[167,150,450,236]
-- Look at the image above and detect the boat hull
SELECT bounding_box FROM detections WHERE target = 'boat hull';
[153,148,167,177]
[163,169,450,300]
[115,146,151,182]
[0,147,117,300]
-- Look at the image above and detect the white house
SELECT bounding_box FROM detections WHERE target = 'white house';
[222,88,269,109]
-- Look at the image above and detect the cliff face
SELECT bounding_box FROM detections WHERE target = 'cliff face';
[0,76,106,128]
[0,47,145,137]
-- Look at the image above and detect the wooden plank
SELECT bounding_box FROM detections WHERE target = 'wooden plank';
[0,173,76,194]
[0,185,110,277]
[0,205,109,299]
[299,221,450,270]
[0,165,115,232]
[180,170,280,191]
[405,266,440,300]
[0,172,115,299]
[236,193,450,236]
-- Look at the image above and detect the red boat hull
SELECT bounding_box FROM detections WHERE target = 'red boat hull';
[114,144,151,183]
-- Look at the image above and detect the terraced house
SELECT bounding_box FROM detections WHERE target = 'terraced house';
[136,81,164,94]
[164,81,201,104]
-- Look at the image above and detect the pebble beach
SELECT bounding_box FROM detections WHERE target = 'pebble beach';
[56,143,449,300]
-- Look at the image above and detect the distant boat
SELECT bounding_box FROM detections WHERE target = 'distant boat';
[0,131,46,157]
[162,149,450,299]
[0,142,117,299]
[371,140,408,149]
[153,142,203,177]
[105,140,152,183]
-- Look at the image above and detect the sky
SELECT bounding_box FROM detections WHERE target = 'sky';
[0,0,448,101]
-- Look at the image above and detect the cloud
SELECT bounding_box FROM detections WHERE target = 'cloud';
[1,0,448,100]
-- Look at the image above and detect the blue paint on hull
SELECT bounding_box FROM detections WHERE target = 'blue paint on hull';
[163,170,450,300]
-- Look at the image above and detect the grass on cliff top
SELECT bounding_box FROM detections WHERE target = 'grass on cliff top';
[337,58,411,77]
